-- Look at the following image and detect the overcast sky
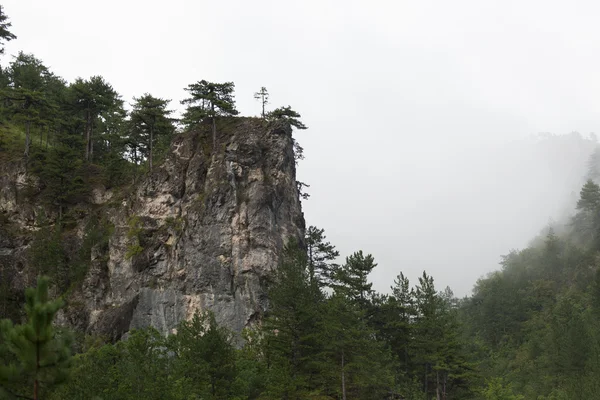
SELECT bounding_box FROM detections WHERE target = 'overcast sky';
[5,0,600,296]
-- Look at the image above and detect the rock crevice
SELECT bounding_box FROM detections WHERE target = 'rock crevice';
[0,118,305,339]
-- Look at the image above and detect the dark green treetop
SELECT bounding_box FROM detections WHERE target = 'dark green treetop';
[169,311,236,399]
[4,52,54,157]
[305,225,340,287]
[576,179,600,211]
[69,75,122,162]
[0,276,73,400]
[181,80,239,148]
[332,251,377,308]
[129,93,175,171]
[267,105,307,130]
[267,105,307,163]
[0,6,16,55]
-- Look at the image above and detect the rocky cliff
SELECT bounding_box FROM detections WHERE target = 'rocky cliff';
[0,118,305,340]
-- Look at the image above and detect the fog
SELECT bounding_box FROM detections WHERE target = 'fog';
[308,132,596,296]
[5,0,600,296]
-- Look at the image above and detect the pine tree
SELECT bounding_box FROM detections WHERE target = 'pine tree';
[305,225,339,287]
[50,328,172,400]
[96,104,131,186]
[321,293,395,400]
[266,105,307,130]
[413,271,473,399]
[35,72,67,150]
[586,147,600,183]
[129,94,175,171]
[0,276,73,400]
[3,52,54,157]
[576,179,600,211]
[37,129,86,220]
[387,273,416,378]
[548,295,590,378]
[260,241,327,398]
[47,341,120,400]
[114,328,171,400]
[69,76,122,162]
[266,105,306,163]
[572,179,600,248]
[413,271,442,398]
[0,6,16,55]
[181,80,239,148]
[254,86,269,118]
[331,251,376,309]
[170,312,237,399]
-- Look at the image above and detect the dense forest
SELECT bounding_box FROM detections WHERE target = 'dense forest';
[2,5,600,400]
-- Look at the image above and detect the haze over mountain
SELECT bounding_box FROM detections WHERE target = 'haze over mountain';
[5,0,600,295]
[6,2,600,399]
[309,132,596,296]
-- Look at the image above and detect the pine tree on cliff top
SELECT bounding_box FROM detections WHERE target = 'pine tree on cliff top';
[129,93,175,171]
[254,86,269,118]
[267,105,307,130]
[181,80,239,150]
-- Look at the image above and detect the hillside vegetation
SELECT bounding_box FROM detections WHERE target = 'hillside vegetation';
[2,5,600,400]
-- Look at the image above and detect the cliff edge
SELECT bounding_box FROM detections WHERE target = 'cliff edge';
[0,118,305,340]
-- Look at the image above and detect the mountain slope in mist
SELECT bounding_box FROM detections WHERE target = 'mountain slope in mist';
[304,131,599,296]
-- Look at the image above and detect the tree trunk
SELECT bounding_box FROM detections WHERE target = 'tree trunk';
[436,370,441,400]
[309,244,314,284]
[443,373,447,400]
[85,109,91,161]
[34,339,39,400]
[424,364,428,398]
[149,125,153,171]
[24,119,30,158]
[211,103,216,150]
[404,343,409,374]
[341,350,347,400]
[90,120,94,161]
[212,117,216,150]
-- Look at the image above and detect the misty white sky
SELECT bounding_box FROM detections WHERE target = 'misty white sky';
[5,0,600,296]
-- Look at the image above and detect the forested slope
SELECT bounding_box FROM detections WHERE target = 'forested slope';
[460,154,600,399]
[2,4,600,399]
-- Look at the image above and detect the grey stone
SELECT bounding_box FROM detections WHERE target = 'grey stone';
[0,118,305,341]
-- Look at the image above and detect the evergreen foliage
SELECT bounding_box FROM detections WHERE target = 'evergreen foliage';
[267,105,307,130]
[0,6,15,55]
[3,52,53,157]
[129,94,175,171]
[5,6,600,400]
[331,250,376,308]
[0,276,72,400]
[254,86,269,118]
[266,105,306,163]
[305,225,339,287]
[169,311,237,399]
[181,80,239,148]
[69,75,123,162]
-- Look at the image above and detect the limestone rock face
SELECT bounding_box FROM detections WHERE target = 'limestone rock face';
[0,118,305,339]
